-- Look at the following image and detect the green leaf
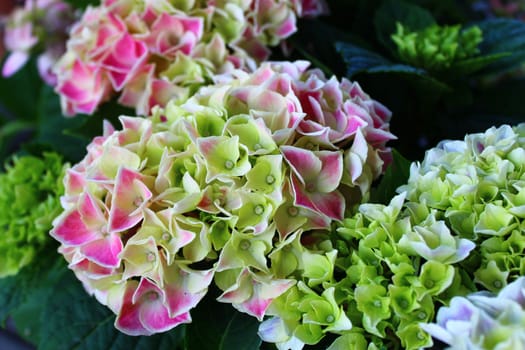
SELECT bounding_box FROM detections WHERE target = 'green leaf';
[449,52,510,76]
[0,57,43,122]
[334,41,391,77]
[335,41,450,92]
[370,149,411,205]
[9,254,67,345]
[373,0,436,54]
[288,18,361,77]
[473,18,525,75]
[38,270,185,350]
[28,85,89,163]
[63,0,98,10]
[185,286,262,350]
[0,249,66,327]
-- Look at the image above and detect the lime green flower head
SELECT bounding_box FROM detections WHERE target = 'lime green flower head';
[0,152,68,277]
[391,22,483,71]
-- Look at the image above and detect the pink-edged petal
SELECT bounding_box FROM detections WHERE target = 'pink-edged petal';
[309,190,345,221]
[281,145,321,183]
[316,150,343,192]
[164,287,204,317]
[140,302,191,333]
[2,51,30,77]
[64,168,86,195]
[78,192,106,226]
[290,174,317,211]
[51,210,99,246]
[80,233,123,268]
[115,281,151,336]
[163,264,214,316]
[69,258,114,278]
[130,278,192,333]
[243,298,273,321]
[290,174,344,220]
[108,167,152,233]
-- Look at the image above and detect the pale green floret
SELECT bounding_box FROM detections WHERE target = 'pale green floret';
[0,152,67,277]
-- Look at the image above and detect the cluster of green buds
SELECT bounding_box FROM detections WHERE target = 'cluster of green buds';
[260,122,525,349]
[391,22,483,71]
[0,152,67,277]
[261,192,474,349]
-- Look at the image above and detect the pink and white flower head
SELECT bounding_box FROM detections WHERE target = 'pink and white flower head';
[53,0,327,117]
[1,0,75,85]
[50,60,395,336]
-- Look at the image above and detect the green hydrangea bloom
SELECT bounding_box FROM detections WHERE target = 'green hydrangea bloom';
[263,123,525,349]
[391,22,483,71]
[0,152,67,277]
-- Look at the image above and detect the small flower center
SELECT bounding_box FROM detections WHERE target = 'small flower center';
[253,143,262,150]
[240,239,251,250]
[224,160,235,170]
[493,280,503,289]
[417,331,426,340]
[162,231,171,241]
[254,205,264,215]
[266,175,275,184]
[399,299,408,308]
[160,115,167,122]
[287,206,299,217]
[373,300,382,308]
[146,252,156,262]
[325,315,335,323]
[147,291,159,301]
[305,182,316,192]
[133,196,143,207]
[424,280,434,289]
[417,311,427,320]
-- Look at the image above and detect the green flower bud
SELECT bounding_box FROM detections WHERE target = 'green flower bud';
[391,22,483,71]
[0,152,67,277]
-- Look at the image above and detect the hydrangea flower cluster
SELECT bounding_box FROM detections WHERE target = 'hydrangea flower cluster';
[0,152,67,277]
[1,0,75,85]
[399,123,525,292]
[260,192,475,350]
[53,0,328,117]
[259,123,525,349]
[391,22,483,71]
[421,276,525,349]
[49,60,395,336]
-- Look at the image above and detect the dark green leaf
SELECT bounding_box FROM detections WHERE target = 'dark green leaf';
[374,0,436,54]
[473,19,525,75]
[0,249,66,328]
[30,85,90,163]
[370,149,412,205]
[0,57,43,122]
[335,41,391,78]
[63,0,98,10]
[9,254,67,345]
[449,52,510,76]
[186,287,262,350]
[335,41,451,92]
[38,271,185,350]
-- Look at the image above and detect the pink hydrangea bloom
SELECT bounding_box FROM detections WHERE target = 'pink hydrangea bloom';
[50,60,395,336]
[53,0,327,116]
[2,0,75,85]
